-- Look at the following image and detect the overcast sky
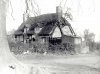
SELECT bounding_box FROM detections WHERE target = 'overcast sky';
[6,0,100,41]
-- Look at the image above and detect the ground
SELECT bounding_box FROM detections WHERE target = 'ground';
[15,53,100,74]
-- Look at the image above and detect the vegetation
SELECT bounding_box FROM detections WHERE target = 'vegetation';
[83,29,100,53]
[7,29,100,55]
[8,35,75,55]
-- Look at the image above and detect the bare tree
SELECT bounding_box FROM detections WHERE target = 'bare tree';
[59,0,73,21]
[23,0,41,21]
[84,29,95,52]
[64,7,73,21]
[0,1,49,74]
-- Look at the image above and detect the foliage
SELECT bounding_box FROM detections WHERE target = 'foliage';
[8,34,76,55]
[96,43,100,51]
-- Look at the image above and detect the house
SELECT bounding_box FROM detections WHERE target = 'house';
[14,7,81,53]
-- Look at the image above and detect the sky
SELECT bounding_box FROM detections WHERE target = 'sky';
[6,0,100,41]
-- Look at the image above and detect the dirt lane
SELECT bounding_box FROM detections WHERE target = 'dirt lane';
[15,54,100,74]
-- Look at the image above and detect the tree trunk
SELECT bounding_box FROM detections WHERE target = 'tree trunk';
[0,0,29,74]
[0,1,50,74]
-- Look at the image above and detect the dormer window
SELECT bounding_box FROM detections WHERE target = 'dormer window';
[24,24,29,33]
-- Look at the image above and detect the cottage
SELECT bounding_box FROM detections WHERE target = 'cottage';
[14,7,81,53]
[15,13,81,53]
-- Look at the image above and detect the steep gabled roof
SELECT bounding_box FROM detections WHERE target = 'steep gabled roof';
[18,13,58,31]
[15,13,70,35]
[14,30,23,35]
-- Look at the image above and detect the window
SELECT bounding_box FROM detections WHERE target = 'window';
[24,27,29,33]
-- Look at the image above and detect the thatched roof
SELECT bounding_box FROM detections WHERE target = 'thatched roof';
[15,13,70,35]
[38,24,56,36]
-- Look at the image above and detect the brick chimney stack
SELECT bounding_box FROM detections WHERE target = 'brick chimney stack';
[56,6,63,22]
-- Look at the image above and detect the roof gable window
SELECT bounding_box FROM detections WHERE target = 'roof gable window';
[24,26,29,34]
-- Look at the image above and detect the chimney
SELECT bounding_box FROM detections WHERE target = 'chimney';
[56,6,63,22]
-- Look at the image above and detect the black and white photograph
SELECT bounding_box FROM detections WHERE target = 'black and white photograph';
[0,0,100,74]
